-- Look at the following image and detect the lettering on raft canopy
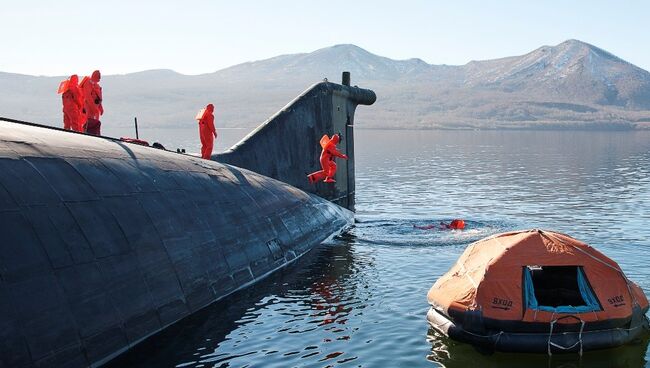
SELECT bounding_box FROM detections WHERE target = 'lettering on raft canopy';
[491,297,514,310]
[608,295,626,308]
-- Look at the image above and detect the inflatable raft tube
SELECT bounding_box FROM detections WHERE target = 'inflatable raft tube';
[427,306,650,354]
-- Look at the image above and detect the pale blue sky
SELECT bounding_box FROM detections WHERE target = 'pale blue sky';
[1,0,648,76]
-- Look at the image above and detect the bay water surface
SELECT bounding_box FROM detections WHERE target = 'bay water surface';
[108,129,650,368]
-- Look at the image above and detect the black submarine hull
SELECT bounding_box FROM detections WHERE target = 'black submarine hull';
[0,120,353,367]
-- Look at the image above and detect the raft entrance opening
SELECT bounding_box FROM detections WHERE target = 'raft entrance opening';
[524,266,601,312]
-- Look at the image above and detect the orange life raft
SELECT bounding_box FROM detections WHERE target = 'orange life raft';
[427,229,649,354]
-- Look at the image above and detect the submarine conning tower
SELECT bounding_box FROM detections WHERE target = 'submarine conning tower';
[216,72,376,211]
[0,104,355,366]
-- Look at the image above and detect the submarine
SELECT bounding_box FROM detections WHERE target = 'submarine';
[0,73,376,367]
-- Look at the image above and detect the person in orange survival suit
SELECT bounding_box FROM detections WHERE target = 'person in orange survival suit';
[58,74,84,131]
[413,219,466,230]
[80,70,103,135]
[308,133,348,184]
[196,104,217,159]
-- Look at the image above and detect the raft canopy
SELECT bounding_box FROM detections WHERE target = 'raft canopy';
[428,229,649,324]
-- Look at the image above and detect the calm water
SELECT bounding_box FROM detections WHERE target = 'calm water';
[109,129,650,368]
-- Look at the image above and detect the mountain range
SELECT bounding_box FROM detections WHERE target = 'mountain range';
[2,39,650,131]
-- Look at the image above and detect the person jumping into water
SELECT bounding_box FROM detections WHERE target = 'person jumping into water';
[308,133,348,184]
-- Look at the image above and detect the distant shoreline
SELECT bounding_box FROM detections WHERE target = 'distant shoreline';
[354,124,650,131]
[121,123,650,131]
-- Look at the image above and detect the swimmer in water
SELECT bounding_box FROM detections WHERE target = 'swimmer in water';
[414,219,465,230]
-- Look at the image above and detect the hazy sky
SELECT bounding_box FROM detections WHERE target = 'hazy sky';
[1,0,648,76]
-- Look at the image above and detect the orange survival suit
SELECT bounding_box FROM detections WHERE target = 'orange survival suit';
[80,70,103,135]
[308,134,348,184]
[59,75,84,132]
[197,104,217,159]
[447,219,465,230]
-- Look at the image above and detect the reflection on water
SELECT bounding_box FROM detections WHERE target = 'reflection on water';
[108,129,650,367]
[109,234,377,367]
